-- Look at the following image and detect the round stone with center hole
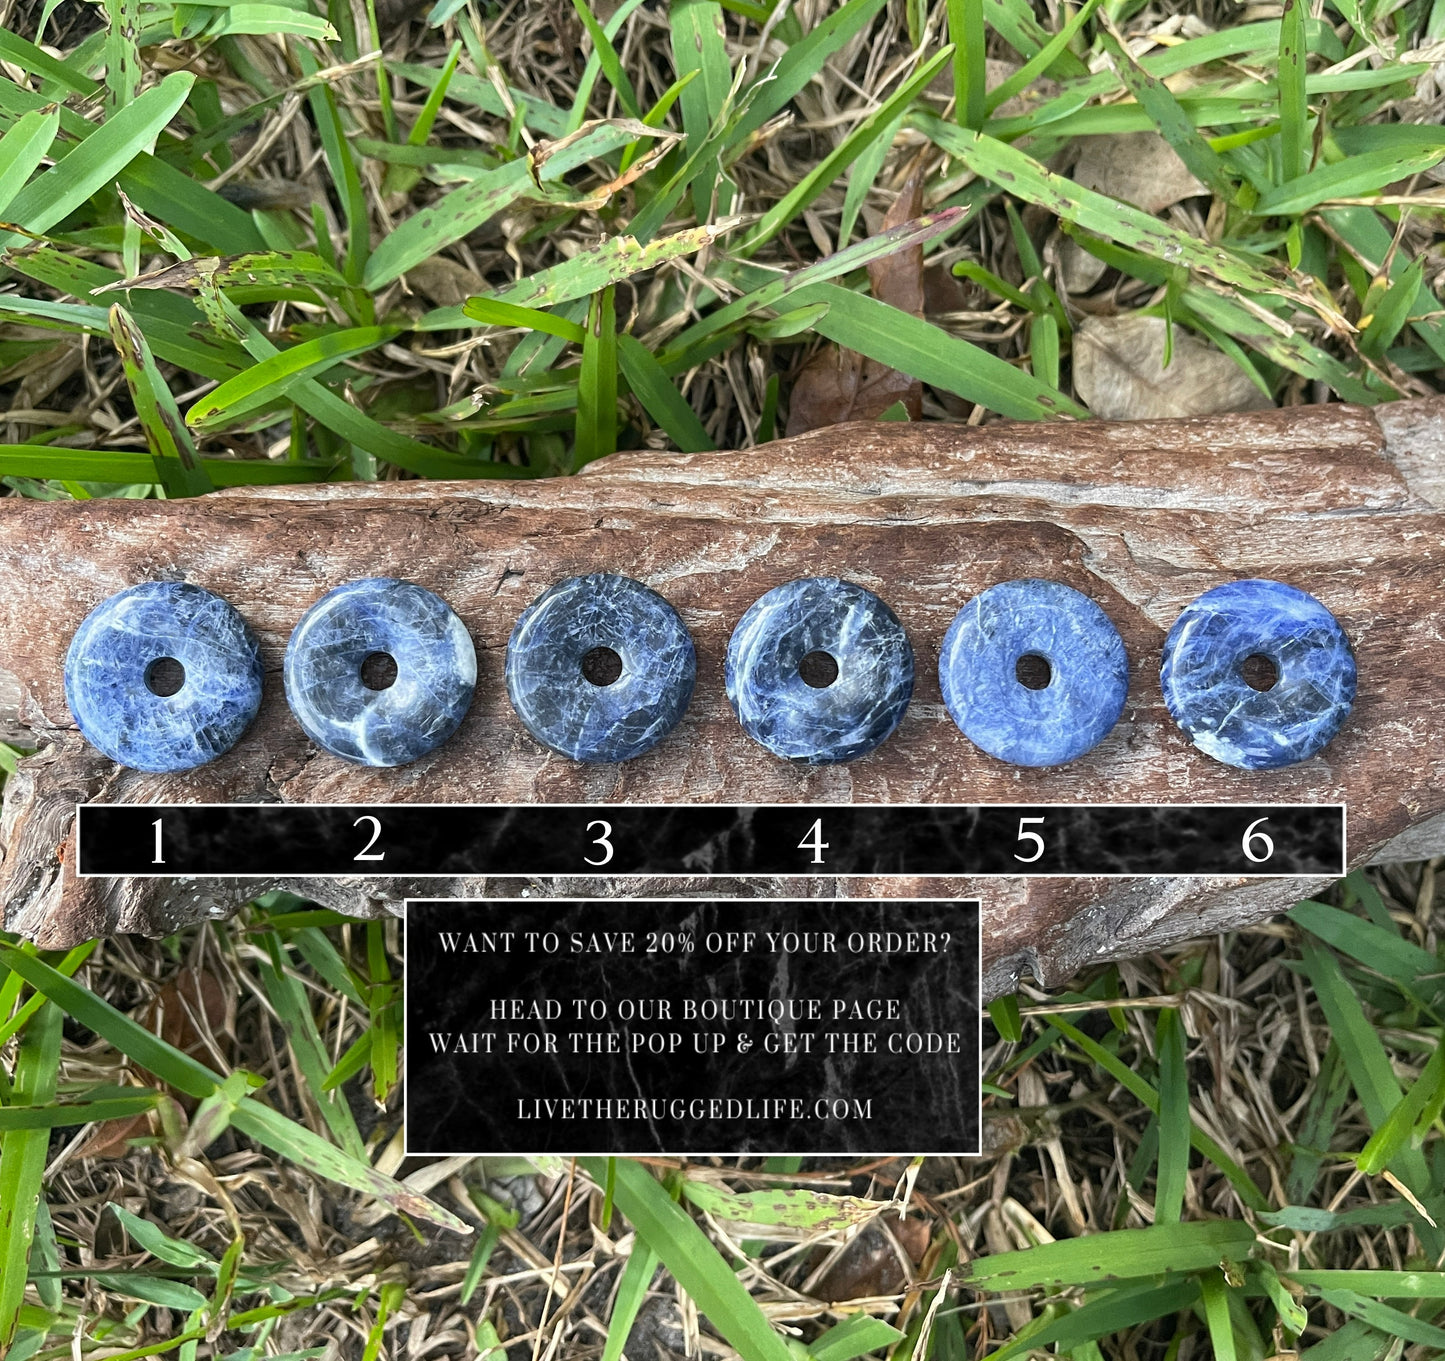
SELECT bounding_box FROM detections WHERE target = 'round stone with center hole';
[1160,578,1356,770]
[64,581,263,772]
[505,573,696,763]
[726,577,913,764]
[284,578,476,767]
[938,579,1129,767]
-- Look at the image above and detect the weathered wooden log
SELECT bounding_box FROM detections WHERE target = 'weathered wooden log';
[2,397,1442,999]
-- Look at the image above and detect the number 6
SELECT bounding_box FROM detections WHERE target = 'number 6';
[1242,817,1274,864]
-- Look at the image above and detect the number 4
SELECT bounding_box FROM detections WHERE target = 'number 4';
[798,818,828,865]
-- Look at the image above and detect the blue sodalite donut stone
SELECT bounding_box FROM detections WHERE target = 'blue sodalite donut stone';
[505,573,696,763]
[1160,578,1356,770]
[726,577,913,763]
[63,582,263,772]
[284,578,475,767]
[939,579,1129,767]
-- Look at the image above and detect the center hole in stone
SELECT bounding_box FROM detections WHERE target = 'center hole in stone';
[144,656,185,697]
[799,651,839,689]
[1015,653,1052,690]
[582,646,624,687]
[360,651,399,691]
[1241,653,1279,692]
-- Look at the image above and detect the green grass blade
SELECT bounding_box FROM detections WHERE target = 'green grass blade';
[1286,1270,1445,1297]
[788,281,1084,419]
[986,1281,1200,1361]
[1277,0,1308,183]
[254,939,368,1161]
[616,334,714,451]
[658,207,969,367]
[948,0,985,128]
[1154,1007,1190,1224]
[1257,146,1445,215]
[1181,285,1377,404]
[564,0,650,135]
[364,160,532,290]
[985,0,1100,115]
[1315,1289,1445,1349]
[837,108,905,248]
[809,1315,907,1361]
[601,1235,660,1361]
[570,0,640,119]
[0,946,468,1233]
[108,304,215,497]
[0,111,59,219]
[462,298,587,342]
[0,72,195,251]
[436,223,728,329]
[670,0,733,218]
[576,1158,794,1361]
[187,326,401,431]
[1102,33,1237,202]
[957,1221,1256,1291]
[0,1093,161,1130]
[0,447,340,485]
[1357,1038,1445,1175]
[1289,900,1440,989]
[0,28,100,95]
[574,284,617,468]
[917,114,1324,308]
[727,0,888,148]
[741,45,953,253]
[1199,1270,1239,1361]
[0,1001,62,1350]
[117,153,268,254]
[1045,1014,1269,1210]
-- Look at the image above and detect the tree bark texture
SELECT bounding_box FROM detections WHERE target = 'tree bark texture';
[2,398,1442,999]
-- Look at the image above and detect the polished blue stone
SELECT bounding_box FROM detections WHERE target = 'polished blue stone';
[1161,578,1355,770]
[506,573,696,763]
[64,581,263,772]
[284,578,475,767]
[939,579,1129,767]
[726,577,913,763]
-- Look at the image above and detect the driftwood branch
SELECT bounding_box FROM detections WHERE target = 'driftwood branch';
[2,398,1442,999]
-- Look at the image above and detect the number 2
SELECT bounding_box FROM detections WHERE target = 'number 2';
[353,815,384,861]
[798,818,829,865]
[1014,816,1045,863]
[585,820,614,866]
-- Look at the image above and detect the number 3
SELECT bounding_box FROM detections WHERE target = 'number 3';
[1014,816,1045,863]
[585,820,614,866]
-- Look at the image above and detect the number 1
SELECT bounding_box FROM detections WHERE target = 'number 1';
[152,818,164,865]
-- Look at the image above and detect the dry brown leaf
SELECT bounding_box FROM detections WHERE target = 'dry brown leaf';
[1072,314,1274,420]
[786,167,925,436]
[810,1209,932,1301]
[81,969,232,1157]
[1047,228,1108,295]
[1070,131,1207,215]
[405,256,487,308]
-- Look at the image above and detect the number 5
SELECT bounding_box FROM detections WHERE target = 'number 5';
[1242,817,1274,864]
[1014,816,1045,863]
[585,820,614,866]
